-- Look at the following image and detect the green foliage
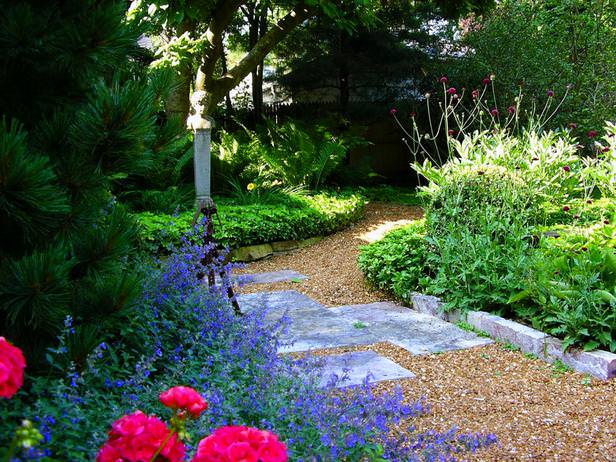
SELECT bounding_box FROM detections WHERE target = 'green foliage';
[136,192,365,253]
[0,1,181,366]
[214,120,363,191]
[450,0,616,135]
[358,220,429,303]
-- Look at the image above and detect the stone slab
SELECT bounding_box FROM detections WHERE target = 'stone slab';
[328,302,493,355]
[230,270,308,285]
[319,350,415,388]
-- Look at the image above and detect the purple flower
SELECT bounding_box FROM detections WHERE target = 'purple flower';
[563,165,571,172]
[447,87,456,95]
[547,89,555,97]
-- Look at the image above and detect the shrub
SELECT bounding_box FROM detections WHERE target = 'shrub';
[358,220,429,303]
[136,192,365,254]
[363,124,616,351]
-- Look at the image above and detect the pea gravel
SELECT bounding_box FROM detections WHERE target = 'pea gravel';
[240,202,616,461]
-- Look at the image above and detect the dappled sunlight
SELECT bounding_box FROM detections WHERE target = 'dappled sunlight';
[355,219,416,243]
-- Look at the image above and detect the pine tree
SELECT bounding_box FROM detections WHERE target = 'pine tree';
[0,0,179,367]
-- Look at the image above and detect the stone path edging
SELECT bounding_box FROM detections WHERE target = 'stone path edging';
[411,293,616,380]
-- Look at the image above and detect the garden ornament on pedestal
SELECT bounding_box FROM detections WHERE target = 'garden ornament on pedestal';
[188,91,241,315]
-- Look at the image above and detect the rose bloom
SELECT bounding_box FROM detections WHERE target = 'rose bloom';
[192,426,287,462]
[160,386,208,418]
[0,337,26,399]
[97,411,185,462]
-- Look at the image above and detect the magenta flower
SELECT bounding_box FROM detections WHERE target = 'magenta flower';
[507,105,516,114]
[447,87,456,95]
[439,76,448,83]
[482,77,491,86]
[563,165,571,172]
[588,130,598,138]
[547,89,554,97]
[490,108,499,116]
[389,108,398,116]
[472,89,479,99]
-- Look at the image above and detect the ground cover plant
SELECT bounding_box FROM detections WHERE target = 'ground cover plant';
[136,191,365,255]
[361,81,616,352]
[0,222,497,461]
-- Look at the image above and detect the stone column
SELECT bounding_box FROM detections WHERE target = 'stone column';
[187,91,215,206]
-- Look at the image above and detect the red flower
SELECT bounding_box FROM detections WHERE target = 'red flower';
[389,108,398,116]
[96,411,186,462]
[472,89,479,99]
[588,130,598,138]
[547,89,554,97]
[160,386,208,418]
[192,426,287,462]
[563,165,571,172]
[507,105,516,114]
[568,122,577,129]
[490,108,499,116]
[604,220,610,225]
[563,206,570,212]
[446,87,456,95]
[448,129,456,136]
[439,76,448,83]
[587,199,593,204]
[0,337,25,399]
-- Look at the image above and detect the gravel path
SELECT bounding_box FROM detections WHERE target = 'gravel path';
[240,202,616,461]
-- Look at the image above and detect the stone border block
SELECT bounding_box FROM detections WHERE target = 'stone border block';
[412,294,616,380]
[411,293,464,323]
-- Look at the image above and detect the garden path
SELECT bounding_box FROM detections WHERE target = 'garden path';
[236,202,616,461]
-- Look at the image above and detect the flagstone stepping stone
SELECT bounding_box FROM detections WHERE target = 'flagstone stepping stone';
[318,350,415,388]
[237,291,492,354]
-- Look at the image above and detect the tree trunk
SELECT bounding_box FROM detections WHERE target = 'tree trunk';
[338,31,349,113]
[166,66,192,122]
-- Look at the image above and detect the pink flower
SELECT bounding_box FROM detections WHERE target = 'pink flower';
[0,337,25,399]
[446,87,456,95]
[448,129,456,136]
[588,130,598,138]
[563,165,571,172]
[507,105,516,114]
[568,122,577,129]
[547,89,554,97]
[192,426,287,462]
[472,89,479,99]
[160,386,208,418]
[96,411,186,462]
[389,108,397,116]
[439,76,448,83]
[490,108,499,116]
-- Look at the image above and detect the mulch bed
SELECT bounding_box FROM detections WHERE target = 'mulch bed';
[240,202,616,461]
